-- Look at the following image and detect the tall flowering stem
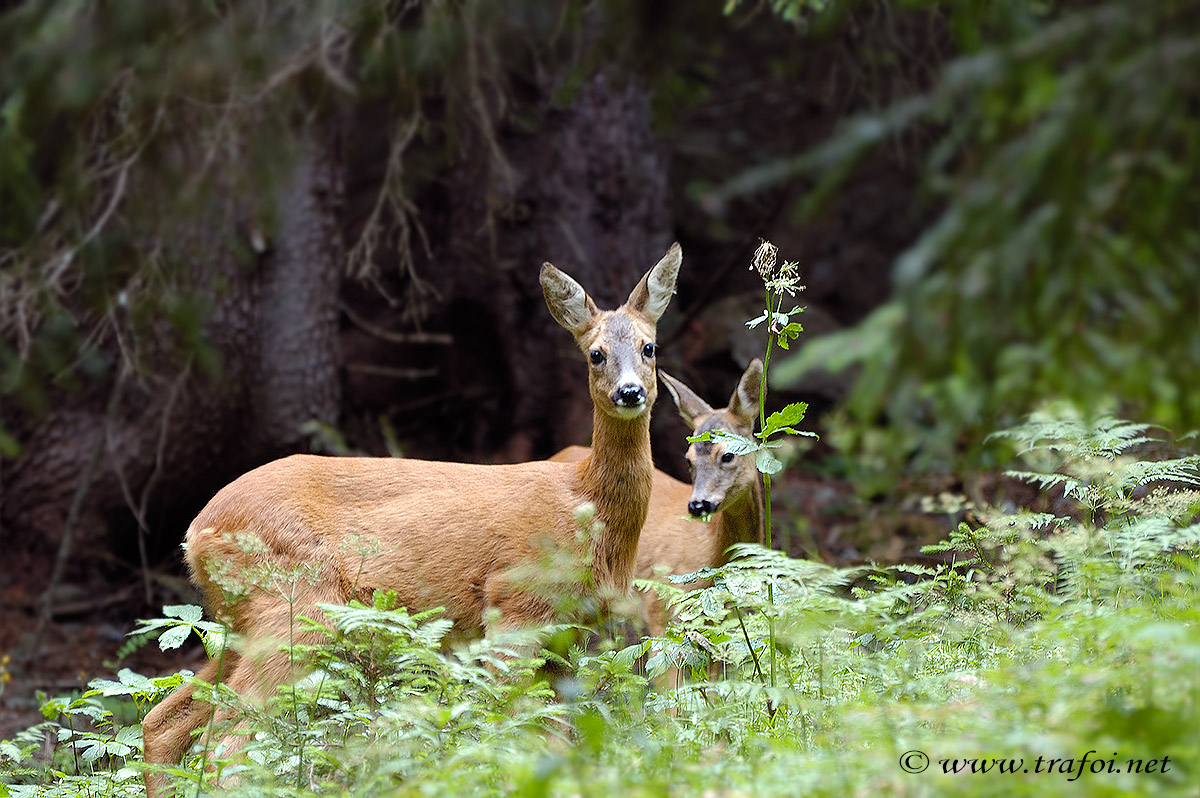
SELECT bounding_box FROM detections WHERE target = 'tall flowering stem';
[687,240,815,693]
[749,241,811,690]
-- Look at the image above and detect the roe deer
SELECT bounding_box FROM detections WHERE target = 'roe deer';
[550,358,764,646]
[140,244,682,798]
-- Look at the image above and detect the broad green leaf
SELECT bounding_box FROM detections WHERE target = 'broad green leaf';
[79,739,105,763]
[756,447,783,474]
[87,669,154,697]
[612,641,649,668]
[158,624,192,651]
[776,322,802,349]
[760,402,809,438]
[162,604,203,622]
[200,628,227,658]
[114,725,141,746]
[689,429,759,456]
[700,589,724,618]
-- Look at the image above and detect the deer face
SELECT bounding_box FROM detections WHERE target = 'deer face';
[541,244,680,420]
[660,359,763,518]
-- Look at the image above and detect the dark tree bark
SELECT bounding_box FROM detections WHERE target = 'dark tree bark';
[249,129,345,458]
[1,123,346,593]
[340,71,674,465]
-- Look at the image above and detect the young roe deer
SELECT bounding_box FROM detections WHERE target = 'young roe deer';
[550,358,764,643]
[140,244,682,798]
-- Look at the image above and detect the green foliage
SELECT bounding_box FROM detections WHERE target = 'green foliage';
[690,242,817,479]
[724,0,832,26]
[688,240,819,688]
[746,0,1200,477]
[129,603,227,658]
[4,413,1198,797]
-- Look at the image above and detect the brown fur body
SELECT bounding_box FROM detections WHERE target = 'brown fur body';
[141,245,682,798]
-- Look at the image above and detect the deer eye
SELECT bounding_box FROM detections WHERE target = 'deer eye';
[721,452,736,464]
[642,343,658,359]
[589,349,605,366]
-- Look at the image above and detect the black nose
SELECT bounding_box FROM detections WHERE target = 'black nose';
[614,384,646,407]
[688,499,717,517]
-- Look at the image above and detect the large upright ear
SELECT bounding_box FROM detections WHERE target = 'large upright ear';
[728,358,763,424]
[626,243,681,324]
[659,369,713,431]
[541,262,599,337]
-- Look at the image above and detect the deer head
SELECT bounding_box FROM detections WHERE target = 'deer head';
[660,358,763,517]
[541,243,681,419]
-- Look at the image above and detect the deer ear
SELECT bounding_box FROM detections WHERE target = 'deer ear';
[541,263,599,337]
[729,358,763,424]
[626,243,681,324]
[659,369,713,431]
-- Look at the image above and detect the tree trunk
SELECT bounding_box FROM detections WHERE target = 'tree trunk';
[1,124,346,594]
[341,72,674,465]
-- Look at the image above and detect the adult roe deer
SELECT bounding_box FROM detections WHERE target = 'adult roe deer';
[140,244,682,798]
[551,358,764,644]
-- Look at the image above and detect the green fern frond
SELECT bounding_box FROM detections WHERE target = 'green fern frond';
[1119,455,1200,490]
[989,409,1157,460]
[1003,469,1085,499]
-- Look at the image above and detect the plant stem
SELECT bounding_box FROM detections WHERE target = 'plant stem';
[287,582,304,790]
[733,605,764,682]
[760,286,782,689]
[195,631,229,798]
[764,471,777,688]
[759,287,771,431]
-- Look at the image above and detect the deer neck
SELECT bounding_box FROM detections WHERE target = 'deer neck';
[712,475,765,565]
[577,407,654,592]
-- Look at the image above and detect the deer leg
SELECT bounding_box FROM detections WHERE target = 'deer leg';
[142,654,236,798]
[190,592,338,786]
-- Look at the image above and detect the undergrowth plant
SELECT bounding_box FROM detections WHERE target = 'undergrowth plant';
[685,239,818,689]
[2,407,1198,797]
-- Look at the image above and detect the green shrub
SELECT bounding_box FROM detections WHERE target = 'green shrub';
[3,410,1197,797]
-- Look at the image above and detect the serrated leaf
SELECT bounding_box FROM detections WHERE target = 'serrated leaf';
[200,629,227,659]
[691,429,759,456]
[158,624,192,651]
[162,604,203,623]
[780,321,802,336]
[669,565,721,583]
[700,589,724,618]
[612,641,650,668]
[756,447,783,474]
[64,699,105,721]
[88,669,154,698]
[760,402,809,438]
[1004,469,1085,499]
[79,740,105,763]
[118,668,151,687]
[115,725,141,746]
